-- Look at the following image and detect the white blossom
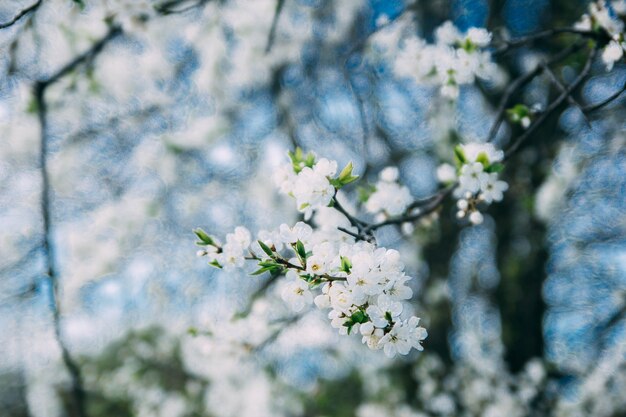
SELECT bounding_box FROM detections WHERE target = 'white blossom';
[459,142,504,164]
[459,162,484,194]
[437,163,458,183]
[602,40,624,71]
[281,273,313,312]
[479,172,509,203]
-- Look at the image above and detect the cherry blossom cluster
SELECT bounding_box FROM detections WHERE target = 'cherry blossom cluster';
[272,148,358,220]
[438,143,508,225]
[196,150,427,357]
[575,0,626,70]
[362,167,413,221]
[195,220,427,358]
[393,21,496,99]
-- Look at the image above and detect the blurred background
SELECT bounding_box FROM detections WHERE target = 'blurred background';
[0,0,625,416]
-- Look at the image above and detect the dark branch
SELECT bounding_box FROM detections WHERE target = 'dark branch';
[540,61,591,128]
[265,0,285,53]
[363,185,455,232]
[494,27,599,55]
[334,45,600,240]
[32,25,124,417]
[155,0,210,15]
[0,0,42,29]
[40,26,122,87]
[582,81,626,113]
[35,81,89,417]
[504,46,598,159]
[487,42,585,142]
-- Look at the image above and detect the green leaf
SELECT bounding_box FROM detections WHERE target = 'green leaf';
[454,145,466,166]
[332,162,359,189]
[507,104,530,123]
[350,310,369,324]
[257,240,275,258]
[340,256,352,273]
[208,260,223,269]
[329,178,343,188]
[251,266,272,275]
[288,147,303,164]
[193,228,214,246]
[304,153,316,168]
[188,327,198,336]
[296,240,307,260]
[485,163,504,173]
[342,175,359,187]
[343,318,355,334]
[338,162,353,181]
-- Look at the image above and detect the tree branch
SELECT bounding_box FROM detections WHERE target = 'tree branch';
[32,25,123,417]
[504,46,598,159]
[333,45,599,241]
[265,0,285,53]
[155,0,211,15]
[493,27,599,55]
[582,81,626,113]
[487,42,585,142]
[0,0,42,29]
[539,61,591,128]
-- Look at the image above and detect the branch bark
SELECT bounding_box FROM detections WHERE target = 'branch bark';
[32,24,123,417]
[0,0,42,29]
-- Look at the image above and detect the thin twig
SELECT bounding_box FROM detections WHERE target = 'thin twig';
[363,185,455,232]
[504,46,598,159]
[155,0,210,15]
[265,0,285,53]
[0,0,42,29]
[41,26,122,87]
[494,27,598,55]
[582,81,626,113]
[487,42,585,142]
[540,61,591,128]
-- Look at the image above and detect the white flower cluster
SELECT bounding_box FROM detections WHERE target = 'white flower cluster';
[272,149,357,219]
[197,217,427,357]
[394,21,496,99]
[364,167,413,221]
[438,143,508,225]
[197,151,426,358]
[310,241,427,358]
[575,0,626,70]
[195,226,251,269]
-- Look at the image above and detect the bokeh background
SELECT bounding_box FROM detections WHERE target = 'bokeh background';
[1,0,625,416]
